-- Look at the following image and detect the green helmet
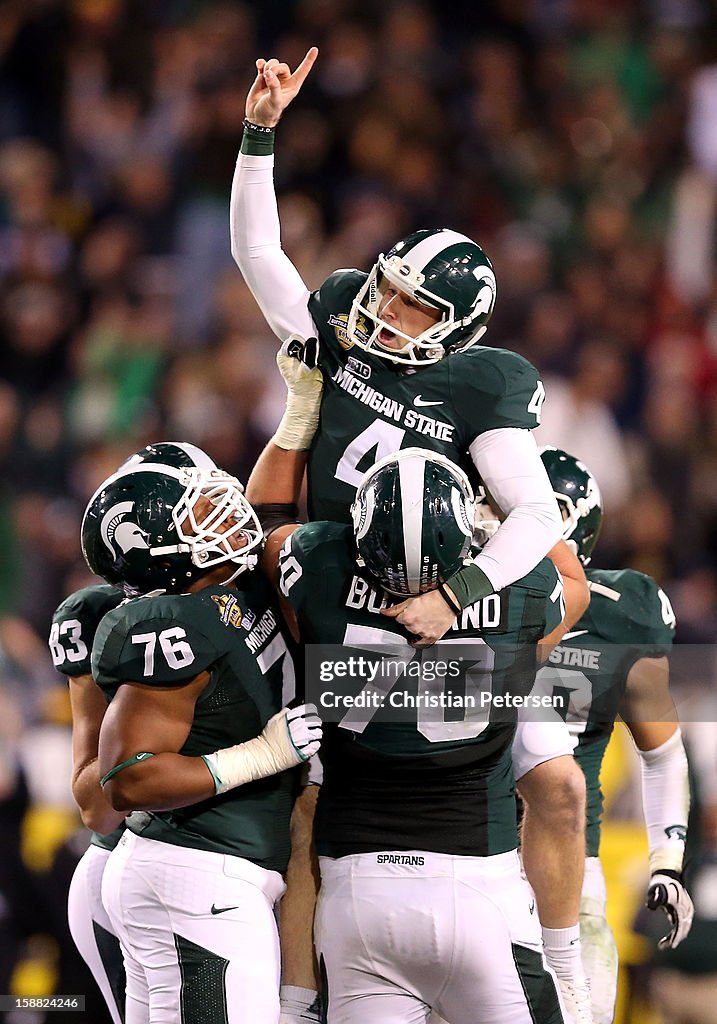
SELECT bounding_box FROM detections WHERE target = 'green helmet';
[121,441,218,471]
[348,228,497,365]
[539,446,603,565]
[350,447,476,596]
[81,463,263,596]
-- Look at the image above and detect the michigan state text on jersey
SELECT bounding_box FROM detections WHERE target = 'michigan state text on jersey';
[231,95,564,605]
[81,455,320,1024]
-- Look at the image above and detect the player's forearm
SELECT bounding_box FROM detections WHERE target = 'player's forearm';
[547,540,589,628]
[229,144,314,343]
[72,760,126,833]
[246,443,307,507]
[102,752,216,813]
[636,727,690,874]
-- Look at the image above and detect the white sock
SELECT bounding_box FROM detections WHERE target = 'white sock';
[280,986,319,1012]
[542,924,587,981]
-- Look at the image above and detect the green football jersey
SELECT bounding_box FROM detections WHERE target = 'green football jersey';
[92,574,297,871]
[307,270,545,522]
[534,568,676,857]
[50,583,126,853]
[279,522,563,858]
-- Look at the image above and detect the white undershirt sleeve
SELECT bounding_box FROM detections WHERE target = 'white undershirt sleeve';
[468,428,563,592]
[230,151,316,343]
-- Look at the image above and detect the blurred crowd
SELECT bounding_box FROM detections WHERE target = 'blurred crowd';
[1,0,717,1019]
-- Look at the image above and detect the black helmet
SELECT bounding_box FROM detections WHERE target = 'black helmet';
[348,228,496,365]
[82,463,263,596]
[351,447,475,596]
[539,446,603,565]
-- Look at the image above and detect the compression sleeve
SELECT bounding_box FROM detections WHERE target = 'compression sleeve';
[467,428,562,592]
[638,728,690,874]
[229,151,316,343]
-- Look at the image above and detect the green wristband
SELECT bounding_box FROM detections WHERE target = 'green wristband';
[445,563,494,609]
[241,120,276,156]
[100,751,155,787]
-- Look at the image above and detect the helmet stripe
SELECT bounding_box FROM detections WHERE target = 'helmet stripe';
[164,442,217,469]
[398,454,426,593]
[397,229,474,271]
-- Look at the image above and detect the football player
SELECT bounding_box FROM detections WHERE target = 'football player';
[230,48,565,648]
[240,356,598,1019]
[257,348,594,1024]
[250,447,570,1022]
[49,442,221,1024]
[520,447,693,1024]
[80,455,322,1024]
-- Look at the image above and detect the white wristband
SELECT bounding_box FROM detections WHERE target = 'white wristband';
[638,728,690,874]
[202,705,322,795]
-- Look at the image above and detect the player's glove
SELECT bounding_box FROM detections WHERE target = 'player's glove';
[283,334,319,369]
[645,869,695,949]
[202,703,322,795]
[273,335,323,451]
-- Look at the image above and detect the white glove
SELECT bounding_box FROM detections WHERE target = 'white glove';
[273,336,323,451]
[646,870,695,949]
[202,703,322,795]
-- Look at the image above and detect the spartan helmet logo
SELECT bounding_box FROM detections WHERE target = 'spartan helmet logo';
[470,266,497,316]
[100,501,150,558]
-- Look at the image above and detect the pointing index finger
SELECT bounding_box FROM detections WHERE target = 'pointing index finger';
[291,46,319,86]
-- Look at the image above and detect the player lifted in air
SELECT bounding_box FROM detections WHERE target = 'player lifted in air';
[233,47,594,1011]
[230,47,564,647]
[246,434,571,1023]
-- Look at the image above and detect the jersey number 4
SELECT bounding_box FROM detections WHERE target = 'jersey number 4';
[335,420,406,487]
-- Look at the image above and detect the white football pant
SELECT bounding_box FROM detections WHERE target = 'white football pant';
[67,843,126,1024]
[102,830,286,1024]
[315,849,566,1024]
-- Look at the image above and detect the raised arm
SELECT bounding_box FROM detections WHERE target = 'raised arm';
[230,50,319,343]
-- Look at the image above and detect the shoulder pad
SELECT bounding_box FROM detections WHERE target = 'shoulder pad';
[311,269,367,312]
[450,347,542,434]
[587,568,675,650]
[49,584,124,676]
[279,523,353,607]
[92,592,227,690]
[290,522,352,563]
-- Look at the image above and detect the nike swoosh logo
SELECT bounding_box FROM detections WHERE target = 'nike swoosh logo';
[135,752,151,760]
[414,395,443,407]
[210,904,239,915]
[561,629,589,641]
[529,900,535,915]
